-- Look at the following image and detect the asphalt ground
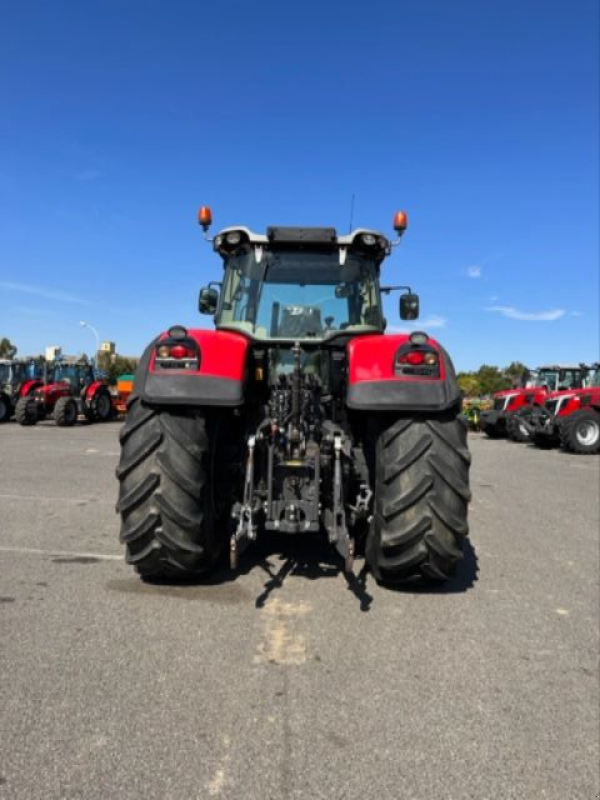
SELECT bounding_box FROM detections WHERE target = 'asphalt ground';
[0,421,598,800]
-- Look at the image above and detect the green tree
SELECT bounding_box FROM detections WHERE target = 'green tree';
[475,364,511,395]
[503,361,529,388]
[0,337,17,358]
[97,352,137,384]
[457,373,481,397]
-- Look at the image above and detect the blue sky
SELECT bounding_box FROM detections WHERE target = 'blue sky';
[0,0,598,370]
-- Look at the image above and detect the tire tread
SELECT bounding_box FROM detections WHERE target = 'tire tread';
[366,411,470,584]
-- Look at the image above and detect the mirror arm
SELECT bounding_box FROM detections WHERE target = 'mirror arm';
[380,285,412,296]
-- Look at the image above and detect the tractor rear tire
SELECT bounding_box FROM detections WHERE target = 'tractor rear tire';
[116,394,223,580]
[0,395,10,423]
[55,397,78,427]
[533,430,558,449]
[15,397,38,426]
[482,423,503,439]
[506,410,533,443]
[559,409,600,455]
[366,411,471,585]
[85,387,113,423]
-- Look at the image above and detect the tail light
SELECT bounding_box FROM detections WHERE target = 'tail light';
[399,351,425,366]
[170,344,195,360]
[154,339,200,370]
[395,344,440,378]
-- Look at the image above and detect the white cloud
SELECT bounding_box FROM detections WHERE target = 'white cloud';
[485,305,565,322]
[389,315,447,333]
[0,281,91,306]
[465,265,482,278]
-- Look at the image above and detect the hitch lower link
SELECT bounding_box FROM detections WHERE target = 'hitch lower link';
[330,434,355,574]
[230,435,257,570]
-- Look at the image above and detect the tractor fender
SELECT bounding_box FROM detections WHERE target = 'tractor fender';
[19,379,43,397]
[84,381,109,400]
[135,329,250,407]
[346,334,461,412]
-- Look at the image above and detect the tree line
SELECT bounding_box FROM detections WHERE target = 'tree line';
[457,362,528,397]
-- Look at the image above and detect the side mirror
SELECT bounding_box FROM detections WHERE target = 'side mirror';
[400,293,419,320]
[199,286,219,315]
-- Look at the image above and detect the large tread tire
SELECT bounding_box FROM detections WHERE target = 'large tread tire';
[533,430,558,449]
[87,387,113,423]
[482,422,503,439]
[559,409,600,455]
[116,394,223,579]
[0,395,10,423]
[15,397,38,426]
[54,397,78,427]
[506,410,533,443]
[366,412,471,585]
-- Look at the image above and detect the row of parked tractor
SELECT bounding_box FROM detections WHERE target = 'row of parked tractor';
[0,358,134,427]
[477,363,600,455]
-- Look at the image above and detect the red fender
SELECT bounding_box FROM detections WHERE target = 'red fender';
[19,379,43,397]
[347,334,446,383]
[149,329,249,380]
[85,380,109,400]
[346,334,460,412]
[139,329,250,407]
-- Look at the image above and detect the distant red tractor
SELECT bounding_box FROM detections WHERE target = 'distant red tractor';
[521,365,600,454]
[116,208,471,586]
[15,361,113,427]
[0,359,45,422]
[480,365,589,443]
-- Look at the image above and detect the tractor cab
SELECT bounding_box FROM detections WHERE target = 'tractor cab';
[0,359,43,422]
[532,366,587,392]
[52,362,94,394]
[198,217,418,345]
[0,358,37,389]
[207,228,387,340]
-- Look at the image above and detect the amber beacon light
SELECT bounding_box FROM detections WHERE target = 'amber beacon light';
[393,210,408,234]
[198,206,213,231]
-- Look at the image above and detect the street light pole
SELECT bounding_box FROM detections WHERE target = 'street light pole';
[79,321,100,369]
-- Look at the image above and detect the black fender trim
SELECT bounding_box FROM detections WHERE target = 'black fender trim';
[135,340,245,407]
[346,347,461,412]
[347,380,460,412]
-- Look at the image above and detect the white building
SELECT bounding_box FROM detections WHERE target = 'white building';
[45,345,62,361]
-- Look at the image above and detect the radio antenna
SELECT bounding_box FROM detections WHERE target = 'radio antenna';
[348,193,355,233]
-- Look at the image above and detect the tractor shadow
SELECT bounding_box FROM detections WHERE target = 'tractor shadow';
[207,532,479,611]
[234,533,375,612]
[137,534,478,612]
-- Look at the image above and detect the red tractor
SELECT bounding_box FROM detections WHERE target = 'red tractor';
[15,361,113,426]
[0,359,45,422]
[521,364,600,454]
[116,209,471,586]
[480,365,589,442]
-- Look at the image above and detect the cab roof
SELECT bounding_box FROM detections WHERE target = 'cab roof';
[215,225,390,250]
